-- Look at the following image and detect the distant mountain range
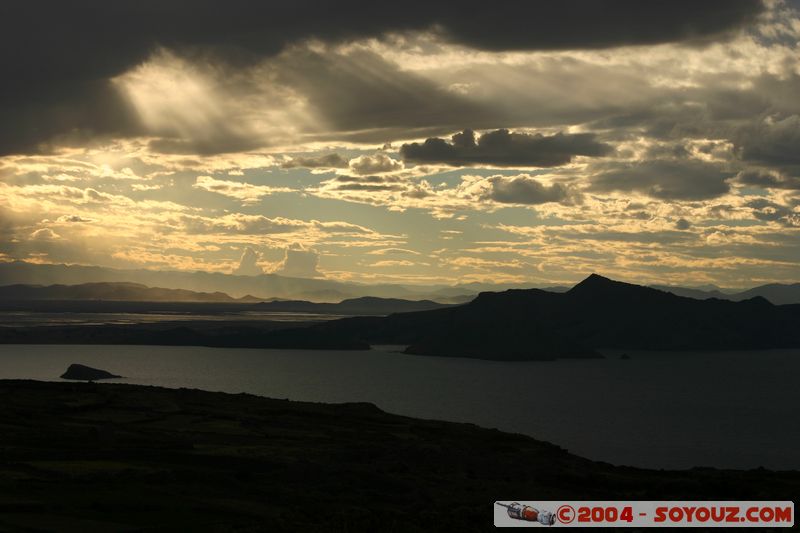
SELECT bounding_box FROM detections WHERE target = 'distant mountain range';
[0,282,451,316]
[652,283,800,305]
[2,274,799,359]
[0,282,260,303]
[2,260,798,305]
[0,261,476,303]
[284,274,800,360]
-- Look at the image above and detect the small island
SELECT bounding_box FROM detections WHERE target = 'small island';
[60,363,121,381]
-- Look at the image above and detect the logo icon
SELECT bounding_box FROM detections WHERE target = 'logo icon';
[496,502,556,526]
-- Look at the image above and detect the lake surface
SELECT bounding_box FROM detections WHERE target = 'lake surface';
[0,311,340,326]
[0,344,797,471]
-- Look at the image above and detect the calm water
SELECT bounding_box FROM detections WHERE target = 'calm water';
[0,311,340,326]
[0,344,797,471]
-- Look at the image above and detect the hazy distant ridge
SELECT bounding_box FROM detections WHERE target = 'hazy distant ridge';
[296,274,800,360]
[652,283,800,305]
[0,261,475,303]
[0,282,257,303]
[0,282,451,316]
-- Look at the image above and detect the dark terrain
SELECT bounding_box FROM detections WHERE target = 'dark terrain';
[297,274,800,359]
[2,274,800,360]
[0,380,796,532]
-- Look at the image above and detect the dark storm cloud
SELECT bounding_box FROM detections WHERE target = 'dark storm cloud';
[2,1,764,90]
[733,115,800,169]
[745,198,799,226]
[589,160,734,200]
[737,170,800,190]
[0,80,142,155]
[430,0,764,51]
[401,129,612,167]
[281,153,349,169]
[481,176,579,205]
[277,49,493,136]
[0,0,764,155]
[148,135,265,156]
[585,74,800,144]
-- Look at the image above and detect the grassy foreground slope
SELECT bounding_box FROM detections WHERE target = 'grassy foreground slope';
[0,380,797,531]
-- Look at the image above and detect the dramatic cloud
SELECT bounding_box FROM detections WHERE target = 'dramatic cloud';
[3,1,800,288]
[737,170,800,190]
[425,1,764,51]
[272,248,321,278]
[233,247,263,276]
[0,0,764,154]
[274,48,490,139]
[478,175,581,205]
[401,129,612,167]
[114,51,266,155]
[589,160,735,200]
[0,83,141,156]
[734,114,800,170]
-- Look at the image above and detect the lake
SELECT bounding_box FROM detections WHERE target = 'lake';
[0,311,340,326]
[0,344,797,471]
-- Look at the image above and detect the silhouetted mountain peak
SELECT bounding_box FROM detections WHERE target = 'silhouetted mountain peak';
[568,273,626,293]
[567,274,678,306]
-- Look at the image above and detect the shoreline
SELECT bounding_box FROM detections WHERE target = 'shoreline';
[1,379,798,530]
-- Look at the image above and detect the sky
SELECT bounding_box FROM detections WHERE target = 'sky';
[1,0,799,288]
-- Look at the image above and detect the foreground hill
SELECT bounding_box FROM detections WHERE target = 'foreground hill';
[298,274,800,359]
[0,380,796,531]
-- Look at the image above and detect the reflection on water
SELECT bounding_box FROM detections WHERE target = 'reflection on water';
[0,311,341,326]
[0,344,798,470]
